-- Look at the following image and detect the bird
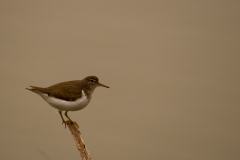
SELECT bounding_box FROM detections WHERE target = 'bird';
[26,76,109,127]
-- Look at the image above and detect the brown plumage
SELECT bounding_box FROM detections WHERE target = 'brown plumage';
[26,76,109,101]
[26,80,83,101]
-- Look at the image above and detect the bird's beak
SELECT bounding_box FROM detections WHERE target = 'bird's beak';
[98,83,110,88]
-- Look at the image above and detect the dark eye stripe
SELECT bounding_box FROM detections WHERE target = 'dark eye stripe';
[89,79,97,83]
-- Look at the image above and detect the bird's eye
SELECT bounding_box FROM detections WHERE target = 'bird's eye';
[89,79,96,83]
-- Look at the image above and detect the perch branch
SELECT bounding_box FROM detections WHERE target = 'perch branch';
[66,122,91,160]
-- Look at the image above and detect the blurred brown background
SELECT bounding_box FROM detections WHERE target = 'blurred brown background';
[1,1,240,159]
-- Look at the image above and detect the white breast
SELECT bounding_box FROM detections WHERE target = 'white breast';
[38,90,90,111]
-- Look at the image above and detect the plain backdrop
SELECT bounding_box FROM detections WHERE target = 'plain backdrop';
[1,1,240,160]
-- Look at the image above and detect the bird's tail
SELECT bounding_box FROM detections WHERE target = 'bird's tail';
[25,86,44,94]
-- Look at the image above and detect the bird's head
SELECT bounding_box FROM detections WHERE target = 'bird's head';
[84,76,109,90]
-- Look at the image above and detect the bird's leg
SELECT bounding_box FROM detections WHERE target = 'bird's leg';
[58,110,69,128]
[64,111,79,128]
[64,111,73,122]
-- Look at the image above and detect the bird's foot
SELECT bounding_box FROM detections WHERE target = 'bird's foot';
[69,120,79,128]
[62,120,79,128]
[62,120,70,128]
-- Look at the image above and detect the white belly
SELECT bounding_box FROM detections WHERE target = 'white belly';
[38,90,90,111]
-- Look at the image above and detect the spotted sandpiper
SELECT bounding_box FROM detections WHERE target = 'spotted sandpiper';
[26,76,109,127]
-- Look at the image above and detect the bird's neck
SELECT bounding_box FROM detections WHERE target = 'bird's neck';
[83,85,97,99]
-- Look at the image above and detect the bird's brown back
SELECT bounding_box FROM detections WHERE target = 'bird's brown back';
[29,80,84,101]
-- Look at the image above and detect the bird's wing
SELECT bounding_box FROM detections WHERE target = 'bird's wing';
[27,80,83,101]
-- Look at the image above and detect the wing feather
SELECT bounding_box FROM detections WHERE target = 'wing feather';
[27,80,83,101]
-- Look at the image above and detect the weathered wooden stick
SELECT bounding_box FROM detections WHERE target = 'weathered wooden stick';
[67,122,91,160]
